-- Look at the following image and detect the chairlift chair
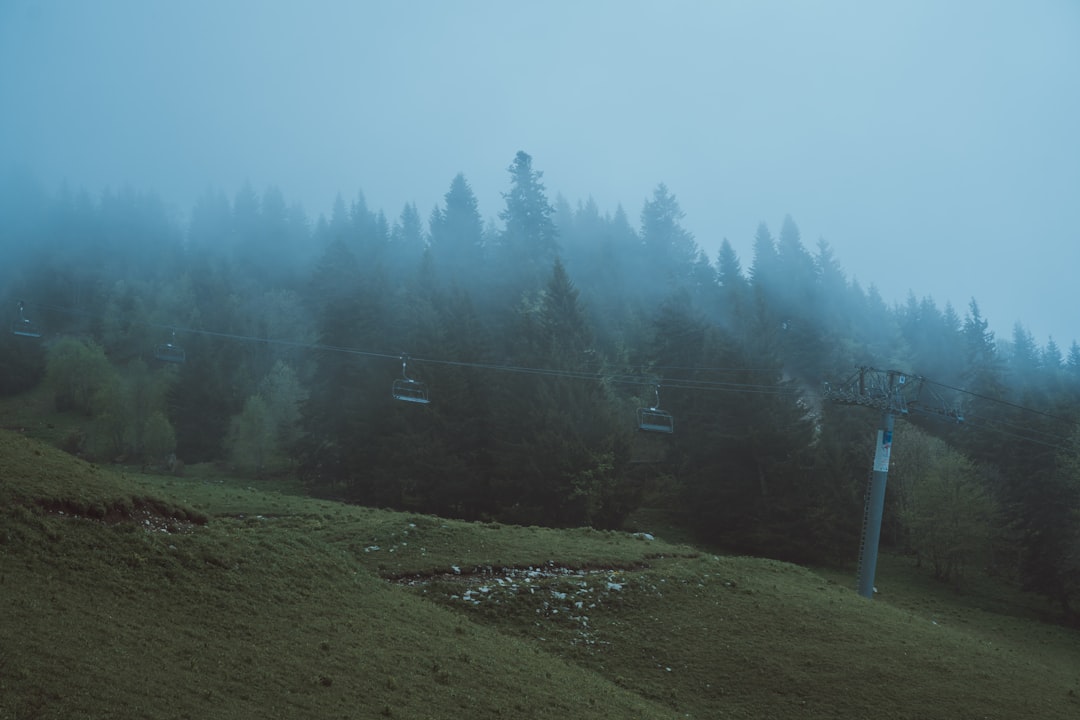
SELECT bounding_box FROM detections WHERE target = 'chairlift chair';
[638,407,674,433]
[392,355,430,404]
[154,332,186,363]
[637,384,674,433]
[11,301,41,338]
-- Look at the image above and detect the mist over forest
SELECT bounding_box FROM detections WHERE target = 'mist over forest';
[3,149,1080,618]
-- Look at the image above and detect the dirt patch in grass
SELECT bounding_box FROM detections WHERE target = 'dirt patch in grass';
[41,498,204,535]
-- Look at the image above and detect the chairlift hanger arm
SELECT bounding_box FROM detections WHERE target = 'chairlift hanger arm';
[399,353,416,380]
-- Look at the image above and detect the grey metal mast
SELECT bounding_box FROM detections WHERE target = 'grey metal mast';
[824,367,962,599]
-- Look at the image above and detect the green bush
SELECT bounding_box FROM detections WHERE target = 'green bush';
[227,394,275,476]
[44,338,115,414]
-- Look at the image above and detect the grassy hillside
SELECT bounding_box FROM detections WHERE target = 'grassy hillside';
[2,428,1079,719]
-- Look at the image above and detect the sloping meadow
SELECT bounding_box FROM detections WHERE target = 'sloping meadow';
[1,430,1078,719]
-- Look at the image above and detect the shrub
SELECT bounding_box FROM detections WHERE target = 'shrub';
[44,338,115,414]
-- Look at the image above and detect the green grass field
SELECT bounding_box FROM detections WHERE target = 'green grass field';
[2,418,1079,719]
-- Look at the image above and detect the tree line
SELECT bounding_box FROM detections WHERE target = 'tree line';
[2,152,1079,619]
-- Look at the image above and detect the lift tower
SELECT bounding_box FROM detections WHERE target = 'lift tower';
[823,367,962,599]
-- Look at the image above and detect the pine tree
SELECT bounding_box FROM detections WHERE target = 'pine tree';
[1067,342,1080,381]
[1009,425,1080,619]
[487,258,624,527]
[963,299,1001,390]
[774,215,817,313]
[297,241,387,501]
[429,173,485,288]
[559,200,641,356]
[639,183,700,288]
[1043,337,1064,371]
[715,238,748,330]
[347,191,389,270]
[401,288,497,520]
[749,222,779,291]
[496,151,559,293]
[814,238,849,337]
[227,394,275,476]
[388,202,426,281]
[187,188,232,259]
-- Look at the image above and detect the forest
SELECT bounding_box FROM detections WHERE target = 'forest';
[2,151,1079,620]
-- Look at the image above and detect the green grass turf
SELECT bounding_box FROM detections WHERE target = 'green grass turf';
[2,428,1079,719]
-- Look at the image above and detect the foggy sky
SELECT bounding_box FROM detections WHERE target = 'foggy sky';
[2,0,1078,347]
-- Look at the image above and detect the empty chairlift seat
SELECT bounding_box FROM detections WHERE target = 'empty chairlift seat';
[638,406,674,433]
[392,377,430,404]
[392,355,430,404]
[154,332,186,363]
[11,301,41,338]
[637,384,674,433]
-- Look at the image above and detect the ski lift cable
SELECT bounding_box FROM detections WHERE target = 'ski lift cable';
[659,381,801,396]
[18,303,672,387]
[0,305,1001,410]
[957,410,1074,445]
[48,299,785,396]
[12,301,814,395]
[648,363,788,375]
[908,405,1072,448]
[909,407,1074,454]
[953,415,1074,448]
[553,352,786,377]
[922,377,1075,424]
[410,355,796,394]
[25,301,1072,415]
[413,360,801,395]
[25,311,1079,453]
[25,301,406,362]
[650,376,803,392]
